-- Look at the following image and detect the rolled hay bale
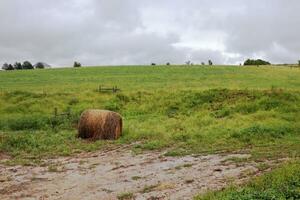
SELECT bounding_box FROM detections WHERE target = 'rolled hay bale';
[78,109,122,140]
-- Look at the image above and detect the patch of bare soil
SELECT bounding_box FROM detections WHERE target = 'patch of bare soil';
[0,148,261,200]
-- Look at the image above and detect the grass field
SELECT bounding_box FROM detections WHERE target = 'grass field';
[0,65,300,198]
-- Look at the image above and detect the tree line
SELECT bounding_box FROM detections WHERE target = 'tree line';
[2,59,299,70]
[1,61,49,70]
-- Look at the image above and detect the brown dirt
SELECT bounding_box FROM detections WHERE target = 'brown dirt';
[0,148,262,200]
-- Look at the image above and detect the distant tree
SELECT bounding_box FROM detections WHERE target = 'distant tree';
[13,62,22,70]
[166,62,170,66]
[2,63,9,70]
[22,61,34,69]
[151,63,156,66]
[73,61,81,68]
[201,62,205,65]
[7,64,14,70]
[35,62,45,69]
[244,59,271,66]
[1,63,14,70]
[298,60,300,66]
[208,60,213,66]
[185,61,191,65]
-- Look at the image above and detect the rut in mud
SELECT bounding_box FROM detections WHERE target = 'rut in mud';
[0,148,261,200]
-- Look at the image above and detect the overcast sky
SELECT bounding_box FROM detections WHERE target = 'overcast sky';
[0,0,299,67]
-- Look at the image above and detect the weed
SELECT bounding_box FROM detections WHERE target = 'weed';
[141,184,158,193]
[131,176,142,180]
[117,192,134,200]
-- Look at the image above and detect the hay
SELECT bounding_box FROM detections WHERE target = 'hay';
[78,109,122,140]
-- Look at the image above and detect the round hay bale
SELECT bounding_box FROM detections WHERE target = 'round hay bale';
[78,109,122,140]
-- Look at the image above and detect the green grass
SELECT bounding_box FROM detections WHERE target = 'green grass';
[195,161,300,200]
[1,65,300,197]
[0,65,299,164]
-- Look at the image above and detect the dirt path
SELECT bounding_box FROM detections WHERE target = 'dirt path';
[0,148,260,200]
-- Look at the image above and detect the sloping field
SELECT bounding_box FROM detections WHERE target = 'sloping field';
[0,65,299,199]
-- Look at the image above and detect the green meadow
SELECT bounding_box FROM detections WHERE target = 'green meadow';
[0,65,300,198]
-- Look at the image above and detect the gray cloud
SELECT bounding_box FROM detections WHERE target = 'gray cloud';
[0,0,299,67]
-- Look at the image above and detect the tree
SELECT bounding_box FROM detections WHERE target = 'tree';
[298,60,300,66]
[2,63,9,70]
[208,60,213,66]
[22,61,34,69]
[35,62,45,69]
[166,62,170,66]
[7,64,14,70]
[73,61,81,68]
[244,59,271,66]
[185,61,191,65]
[13,62,22,70]
[151,63,156,66]
[1,63,14,70]
[201,62,205,65]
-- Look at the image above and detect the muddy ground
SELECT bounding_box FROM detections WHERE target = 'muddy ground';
[0,147,265,200]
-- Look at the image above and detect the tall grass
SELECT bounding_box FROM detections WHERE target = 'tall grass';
[196,161,300,200]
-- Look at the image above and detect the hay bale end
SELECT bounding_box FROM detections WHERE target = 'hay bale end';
[78,109,122,140]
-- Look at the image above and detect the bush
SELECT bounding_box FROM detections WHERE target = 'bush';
[244,59,271,66]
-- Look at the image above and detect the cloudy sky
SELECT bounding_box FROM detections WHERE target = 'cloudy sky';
[0,0,299,67]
